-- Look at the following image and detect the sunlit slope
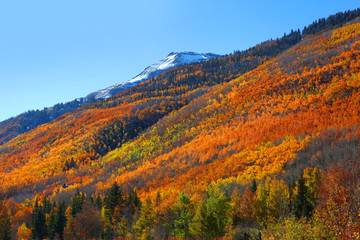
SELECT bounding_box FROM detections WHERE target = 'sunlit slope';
[94,21,360,204]
[1,21,360,205]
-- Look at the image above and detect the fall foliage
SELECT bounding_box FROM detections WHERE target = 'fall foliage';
[0,10,360,240]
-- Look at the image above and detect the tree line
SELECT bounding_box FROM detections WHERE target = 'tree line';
[302,8,360,35]
[1,162,359,239]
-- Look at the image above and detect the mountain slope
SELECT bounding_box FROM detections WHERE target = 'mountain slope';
[0,30,302,201]
[1,11,360,239]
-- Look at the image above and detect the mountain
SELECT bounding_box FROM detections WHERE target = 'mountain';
[1,9,360,239]
[86,52,219,100]
[0,29,303,198]
[0,52,218,146]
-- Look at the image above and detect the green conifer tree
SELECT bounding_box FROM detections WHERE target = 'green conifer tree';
[294,177,312,218]
[47,213,56,240]
[55,201,67,239]
[134,198,155,239]
[95,193,102,210]
[71,190,85,216]
[174,192,192,238]
[190,189,231,239]
[103,182,125,223]
[0,198,12,240]
[31,199,47,240]
[251,179,257,193]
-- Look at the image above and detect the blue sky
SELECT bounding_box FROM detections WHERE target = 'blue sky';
[0,0,359,121]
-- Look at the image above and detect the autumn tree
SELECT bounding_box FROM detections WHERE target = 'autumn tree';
[64,202,104,240]
[267,177,290,220]
[254,180,269,225]
[17,223,31,240]
[231,187,256,226]
[312,163,360,239]
[254,178,289,224]
[76,203,104,239]
[262,216,315,239]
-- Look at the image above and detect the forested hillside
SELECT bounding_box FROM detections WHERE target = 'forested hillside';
[0,10,360,240]
[0,28,303,200]
[0,98,94,145]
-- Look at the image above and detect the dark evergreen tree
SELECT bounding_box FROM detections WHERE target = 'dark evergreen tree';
[103,182,125,223]
[71,190,85,216]
[41,196,52,214]
[95,193,102,210]
[65,157,76,170]
[251,179,257,193]
[55,201,67,240]
[31,199,47,240]
[128,189,141,209]
[0,197,12,240]
[155,190,161,206]
[47,213,56,240]
[294,177,313,218]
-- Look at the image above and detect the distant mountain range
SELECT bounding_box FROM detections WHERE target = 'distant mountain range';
[0,52,218,145]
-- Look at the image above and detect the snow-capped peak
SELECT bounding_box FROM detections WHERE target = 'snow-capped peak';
[86,52,219,100]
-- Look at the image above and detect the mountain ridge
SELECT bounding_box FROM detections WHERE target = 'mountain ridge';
[86,52,219,100]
